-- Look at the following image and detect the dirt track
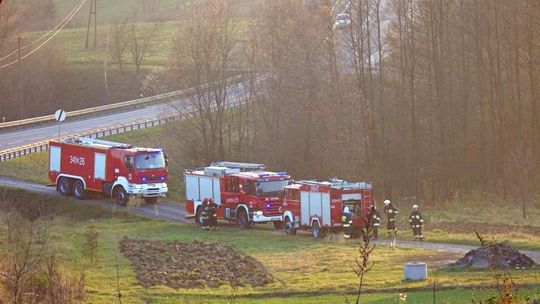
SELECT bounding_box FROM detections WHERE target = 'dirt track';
[1,175,539,263]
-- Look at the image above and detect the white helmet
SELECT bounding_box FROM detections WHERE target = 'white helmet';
[343,206,350,213]
[384,200,391,205]
[413,204,418,209]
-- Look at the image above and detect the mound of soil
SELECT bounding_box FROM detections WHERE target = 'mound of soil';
[451,243,536,269]
[119,238,273,289]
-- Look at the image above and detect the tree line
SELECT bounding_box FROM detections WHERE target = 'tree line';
[165,0,539,207]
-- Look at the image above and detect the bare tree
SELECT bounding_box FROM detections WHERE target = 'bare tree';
[170,0,237,163]
[352,217,375,304]
[111,20,130,70]
[130,23,158,73]
[0,209,49,303]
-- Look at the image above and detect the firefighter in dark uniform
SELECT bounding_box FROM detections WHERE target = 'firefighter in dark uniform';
[383,199,399,247]
[341,206,353,239]
[409,204,424,240]
[207,198,218,230]
[201,198,210,230]
[369,204,381,240]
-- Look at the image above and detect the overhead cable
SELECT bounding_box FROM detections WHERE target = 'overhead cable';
[0,0,87,70]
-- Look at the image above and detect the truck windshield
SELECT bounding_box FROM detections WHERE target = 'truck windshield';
[134,151,165,169]
[255,180,290,196]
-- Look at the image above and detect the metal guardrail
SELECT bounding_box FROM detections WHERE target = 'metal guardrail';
[0,75,244,130]
[0,101,244,162]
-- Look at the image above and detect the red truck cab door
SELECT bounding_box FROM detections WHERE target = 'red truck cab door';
[220,176,240,219]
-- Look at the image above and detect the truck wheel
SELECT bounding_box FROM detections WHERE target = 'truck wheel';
[273,221,284,230]
[237,209,249,229]
[114,187,129,206]
[284,216,297,236]
[312,221,326,239]
[72,180,86,200]
[144,197,158,205]
[58,177,72,196]
[195,207,203,225]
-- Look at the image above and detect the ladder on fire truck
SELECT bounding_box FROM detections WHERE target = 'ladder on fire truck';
[66,137,132,149]
[211,161,266,171]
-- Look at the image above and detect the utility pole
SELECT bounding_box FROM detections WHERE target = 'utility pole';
[85,0,97,48]
[18,36,22,119]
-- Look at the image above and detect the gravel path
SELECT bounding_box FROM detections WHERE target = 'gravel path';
[1,175,539,263]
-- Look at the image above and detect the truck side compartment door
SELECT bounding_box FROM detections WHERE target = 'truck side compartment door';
[94,153,106,180]
[300,191,310,225]
[50,146,61,172]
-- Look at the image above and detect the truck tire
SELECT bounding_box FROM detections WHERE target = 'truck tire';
[273,221,284,230]
[58,177,72,196]
[72,180,86,200]
[237,209,249,229]
[144,197,158,205]
[114,187,129,206]
[312,221,326,239]
[284,216,296,236]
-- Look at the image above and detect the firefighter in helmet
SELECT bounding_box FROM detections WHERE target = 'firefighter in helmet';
[369,204,381,240]
[383,199,399,247]
[200,198,210,230]
[409,204,424,240]
[341,205,353,239]
[207,198,218,230]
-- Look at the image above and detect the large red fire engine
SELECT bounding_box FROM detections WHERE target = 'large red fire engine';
[280,179,373,238]
[48,138,168,205]
[184,161,291,228]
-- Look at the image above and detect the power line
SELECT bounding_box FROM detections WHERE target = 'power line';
[0,0,85,63]
[0,0,87,70]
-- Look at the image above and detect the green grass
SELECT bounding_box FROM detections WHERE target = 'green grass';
[54,0,192,26]
[28,2,253,70]
[0,152,50,184]
[25,21,178,69]
[53,0,252,27]
[1,188,538,303]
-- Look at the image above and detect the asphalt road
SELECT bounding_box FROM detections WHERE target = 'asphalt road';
[1,175,539,264]
[0,175,190,223]
[0,82,249,151]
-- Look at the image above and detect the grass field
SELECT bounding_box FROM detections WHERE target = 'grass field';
[30,0,253,70]
[53,0,252,27]
[0,188,538,303]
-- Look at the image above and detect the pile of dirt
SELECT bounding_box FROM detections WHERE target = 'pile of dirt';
[451,243,536,269]
[119,238,274,289]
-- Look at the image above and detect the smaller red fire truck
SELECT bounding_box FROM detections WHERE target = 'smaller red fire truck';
[184,161,291,229]
[48,138,168,205]
[280,178,373,238]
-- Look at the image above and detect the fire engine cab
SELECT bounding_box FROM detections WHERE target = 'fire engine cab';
[48,138,168,205]
[280,178,373,238]
[184,162,291,229]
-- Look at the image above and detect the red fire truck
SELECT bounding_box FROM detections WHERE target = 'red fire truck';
[184,161,291,229]
[280,179,374,238]
[48,138,168,205]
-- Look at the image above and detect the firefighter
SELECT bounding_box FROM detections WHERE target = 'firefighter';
[369,204,381,240]
[383,199,399,247]
[409,204,424,240]
[341,206,353,239]
[207,198,218,230]
[200,198,210,230]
